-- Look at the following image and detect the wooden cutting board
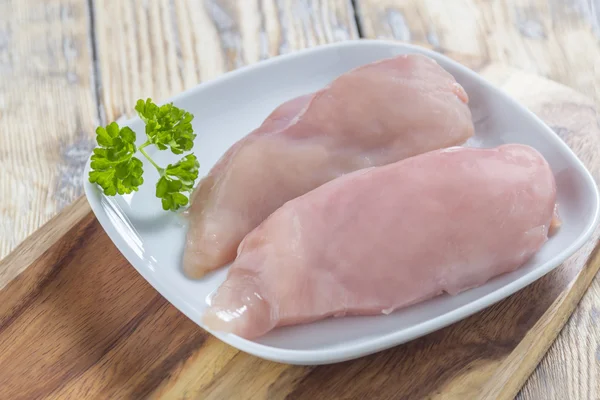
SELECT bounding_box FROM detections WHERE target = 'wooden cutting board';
[0,64,599,400]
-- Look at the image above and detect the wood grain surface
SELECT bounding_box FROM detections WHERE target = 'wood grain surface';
[0,0,98,258]
[0,64,599,400]
[94,0,358,122]
[1,0,599,399]
[355,0,600,107]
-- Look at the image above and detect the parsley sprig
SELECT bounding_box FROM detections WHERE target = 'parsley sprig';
[88,98,199,211]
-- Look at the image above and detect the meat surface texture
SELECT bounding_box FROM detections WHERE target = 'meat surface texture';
[203,144,557,339]
[183,54,475,278]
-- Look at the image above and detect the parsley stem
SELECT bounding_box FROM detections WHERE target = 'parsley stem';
[138,141,165,175]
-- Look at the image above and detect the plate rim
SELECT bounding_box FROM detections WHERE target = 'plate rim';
[83,39,600,365]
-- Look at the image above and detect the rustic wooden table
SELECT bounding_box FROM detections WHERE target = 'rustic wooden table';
[0,1,598,398]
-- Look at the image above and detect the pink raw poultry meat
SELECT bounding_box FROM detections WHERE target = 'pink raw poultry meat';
[203,144,557,339]
[183,54,474,278]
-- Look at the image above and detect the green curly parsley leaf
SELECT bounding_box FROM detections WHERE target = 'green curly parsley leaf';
[88,122,144,196]
[135,98,195,155]
[155,154,200,211]
[89,99,199,212]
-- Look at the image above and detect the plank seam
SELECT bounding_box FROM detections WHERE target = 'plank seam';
[350,0,365,38]
[87,0,105,125]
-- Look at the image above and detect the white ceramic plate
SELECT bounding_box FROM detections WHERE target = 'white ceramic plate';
[83,40,600,365]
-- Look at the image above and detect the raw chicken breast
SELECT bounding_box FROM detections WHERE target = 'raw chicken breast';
[203,144,557,339]
[184,54,474,278]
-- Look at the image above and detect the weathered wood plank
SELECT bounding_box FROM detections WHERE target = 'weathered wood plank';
[93,0,359,121]
[0,0,99,259]
[355,0,600,106]
[355,1,600,398]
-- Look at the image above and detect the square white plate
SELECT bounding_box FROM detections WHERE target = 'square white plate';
[83,40,600,365]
